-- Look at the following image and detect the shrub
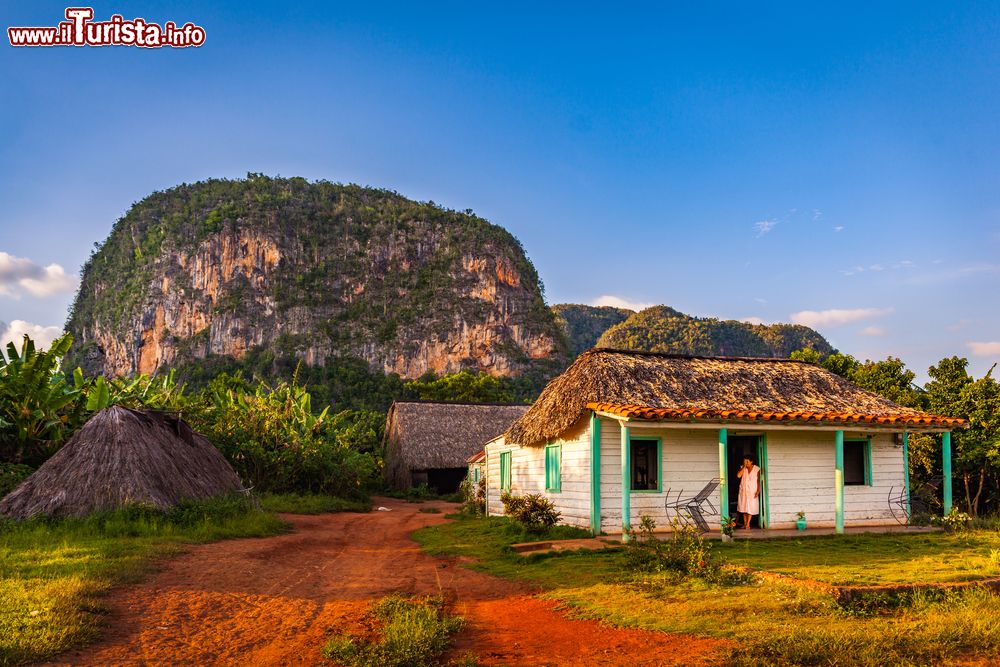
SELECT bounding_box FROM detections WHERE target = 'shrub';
[933,508,973,532]
[460,476,486,515]
[0,463,33,497]
[623,515,752,585]
[321,595,463,667]
[500,492,560,531]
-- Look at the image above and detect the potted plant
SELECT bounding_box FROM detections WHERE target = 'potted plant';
[721,517,737,542]
[796,511,807,531]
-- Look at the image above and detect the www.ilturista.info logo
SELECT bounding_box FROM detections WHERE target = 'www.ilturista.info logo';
[8,8,205,48]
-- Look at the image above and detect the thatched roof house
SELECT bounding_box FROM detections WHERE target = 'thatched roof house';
[384,400,529,492]
[0,406,244,520]
[486,349,963,536]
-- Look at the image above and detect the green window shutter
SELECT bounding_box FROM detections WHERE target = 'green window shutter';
[500,451,511,490]
[545,444,561,492]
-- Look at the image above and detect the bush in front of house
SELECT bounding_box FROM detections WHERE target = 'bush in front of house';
[624,515,753,585]
[500,492,560,531]
[459,476,486,515]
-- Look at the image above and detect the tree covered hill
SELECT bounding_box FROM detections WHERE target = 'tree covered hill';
[595,305,835,358]
[551,304,633,356]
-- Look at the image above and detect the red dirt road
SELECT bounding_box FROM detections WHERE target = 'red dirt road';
[47,499,722,666]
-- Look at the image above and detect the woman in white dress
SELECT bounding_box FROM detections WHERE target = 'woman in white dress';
[736,456,761,529]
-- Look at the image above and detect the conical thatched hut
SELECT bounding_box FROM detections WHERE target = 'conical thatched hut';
[0,406,244,520]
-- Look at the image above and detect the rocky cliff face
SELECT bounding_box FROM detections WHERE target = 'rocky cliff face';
[67,176,564,380]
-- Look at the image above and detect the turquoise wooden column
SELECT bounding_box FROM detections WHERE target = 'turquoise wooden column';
[589,412,602,536]
[942,431,953,516]
[835,430,845,534]
[718,428,729,530]
[902,432,911,518]
[621,422,631,542]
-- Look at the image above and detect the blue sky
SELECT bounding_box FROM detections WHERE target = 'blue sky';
[1,1,999,381]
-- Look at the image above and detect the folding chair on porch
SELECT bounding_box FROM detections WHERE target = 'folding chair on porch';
[664,478,721,534]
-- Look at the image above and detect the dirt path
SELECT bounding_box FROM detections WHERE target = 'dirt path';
[47,498,722,666]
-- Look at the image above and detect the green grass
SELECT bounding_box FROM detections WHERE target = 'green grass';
[718,531,1000,585]
[321,594,463,667]
[416,516,1000,665]
[0,495,286,665]
[257,493,370,514]
[412,513,622,589]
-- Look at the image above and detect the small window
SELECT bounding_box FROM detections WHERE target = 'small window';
[499,451,512,490]
[630,438,660,491]
[545,444,561,493]
[844,440,870,486]
[473,467,480,483]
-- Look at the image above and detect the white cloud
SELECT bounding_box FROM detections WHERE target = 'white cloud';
[860,325,886,337]
[833,226,845,232]
[591,295,655,312]
[813,209,823,221]
[740,316,767,325]
[754,219,779,237]
[0,320,64,352]
[0,252,77,298]
[790,307,893,328]
[968,341,1000,356]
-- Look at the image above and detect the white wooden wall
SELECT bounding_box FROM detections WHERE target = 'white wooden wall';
[767,431,903,528]
[484,418,592,529]
[599,420,718,533]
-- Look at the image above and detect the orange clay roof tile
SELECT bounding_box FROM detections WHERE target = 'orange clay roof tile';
[585,402,966,428]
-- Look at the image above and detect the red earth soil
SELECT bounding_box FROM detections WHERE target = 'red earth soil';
[46,498,724,666]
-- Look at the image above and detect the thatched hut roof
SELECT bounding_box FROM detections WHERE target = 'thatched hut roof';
[383,401,528,487]
[0,406,244,520]
[505,349,964,446]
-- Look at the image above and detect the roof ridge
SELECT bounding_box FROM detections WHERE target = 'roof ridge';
[584,347,813,363]
[391,400,531,408]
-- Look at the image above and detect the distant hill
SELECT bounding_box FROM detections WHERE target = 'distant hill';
[551,304,633,356]
[594,305,835,358]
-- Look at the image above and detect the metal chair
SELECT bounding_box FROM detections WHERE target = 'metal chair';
[665,478,721,534]
[888,475,943,525]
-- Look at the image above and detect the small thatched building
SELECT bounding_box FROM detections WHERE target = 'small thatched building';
[383,400,529,493]
[0,406,244,520]
[486,348,965,536]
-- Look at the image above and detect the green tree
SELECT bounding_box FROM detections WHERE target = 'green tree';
[404,371,514,403]
[0,333,86,465]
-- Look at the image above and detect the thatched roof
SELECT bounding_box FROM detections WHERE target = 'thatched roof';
[0,406,244,520]
[383,401,528,487]
[505,349,964,445]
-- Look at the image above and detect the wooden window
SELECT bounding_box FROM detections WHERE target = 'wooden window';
[473,467,480,483]
[844,439,871,486]
[545,444,561,493]
[630,438,661,491]
[500,451,512,490]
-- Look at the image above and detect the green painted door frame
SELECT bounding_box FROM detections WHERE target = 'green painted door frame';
[718,428,729,530]
[835,430,845,534]
[621,422,631,542]
[943,431,953,515]
[757,434,770,529]
[589,412,602,536]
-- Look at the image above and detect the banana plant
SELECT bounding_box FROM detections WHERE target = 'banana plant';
[0,333,83,463]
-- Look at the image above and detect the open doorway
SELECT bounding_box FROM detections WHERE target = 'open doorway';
[727,435,767,529]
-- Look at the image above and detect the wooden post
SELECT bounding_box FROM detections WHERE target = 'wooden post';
[719,428,729,531]
[835,430,845,534]
[902,432,911,519]
[589,412,602,536]
[942,431,953,516]
[621,422,631,542]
